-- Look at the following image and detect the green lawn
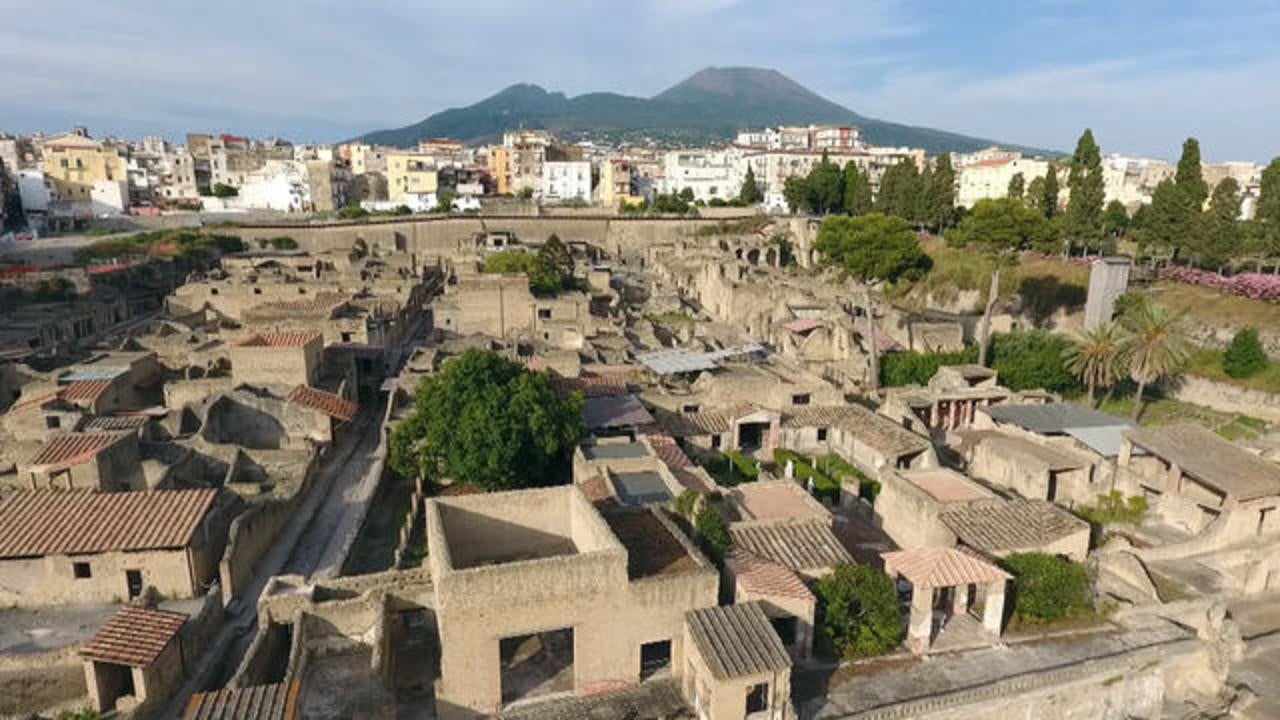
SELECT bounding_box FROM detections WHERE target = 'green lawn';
[1087,391,1270,441]
[1185,346,1280,394]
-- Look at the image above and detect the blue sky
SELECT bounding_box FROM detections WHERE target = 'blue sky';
[2,0,1277,161]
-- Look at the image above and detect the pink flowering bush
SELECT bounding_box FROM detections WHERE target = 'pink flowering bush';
[1161,266,1280,303]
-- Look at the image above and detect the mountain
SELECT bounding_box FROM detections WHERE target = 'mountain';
[355,67,1050,155]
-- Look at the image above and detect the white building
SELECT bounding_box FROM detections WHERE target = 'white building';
[956,155,1050,208]
[661,149,743,202]
[17,170,53,214]
[540,161,591,203]
[213,160,309,212]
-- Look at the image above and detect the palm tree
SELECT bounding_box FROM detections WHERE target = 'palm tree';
[1119,303,1192,421]
[1064,321,1124,407]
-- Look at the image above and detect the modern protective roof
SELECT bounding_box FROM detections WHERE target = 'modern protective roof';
[730,519,853,571]
[981,403,1131,433]
[80,606,188,667]
[940,499,1089,555]
[583,394,655,430]
[685,601,792,680]
[635,343,765,376]
[184,682,300,720]
[286,385,358,422]
[610,471,673,506]
[882,546,1011,588]
[28,432,131,472]
[1125,425,1280,501]
[0,489,218,558]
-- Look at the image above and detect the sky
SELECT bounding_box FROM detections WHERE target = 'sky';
[2,0,1277,162]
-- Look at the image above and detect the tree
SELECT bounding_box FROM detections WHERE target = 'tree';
[531,233,575,295]
[924,153,956,231]
[1175,138,1209,211]
[1007,172,1026,200]
[388,350,584,490]
[678,187,694,202]
[814,565,904,659]
[947,198,1059,365]
[1119,303,1192,421]
[843,162,874,216]
[1039,165,1060,219]
[1002,553,1092,624]
[1065,130,1105,254]
[1064,321,1124,406]
[876,160,922,221]
[212,182,238,198]
[990,331,1081,394]
[1256,158,1280,263]
[1201,178,1242,269]
[1102,200,1130,238]
[814,214,932,283]
[805,152,845,215]
[782,175,809,214]
[1223,327,1268,379]
[738,165,763,204]
[695,507,732,563]
[1144,178,1191,260]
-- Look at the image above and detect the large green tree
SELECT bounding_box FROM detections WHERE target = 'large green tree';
[1174,138,1209,211]
[1064,320,1124,406]
[738,165,763,204]
[814,213,931,283]
[876,160,923,221]
[814,565,904,659]
[808,153,846,215]
[925,153,956,231]
[1065,129,1105,254]
[1102,200,1130,238]
[1143,178,1191,260]
[1201,178,1242,269]
[1040,165,1060,219]
[388,350,584,490]
[1007,172,1026,200]
[843,162,874,216]
[531,233,575,295]
[1255,158,1280,263]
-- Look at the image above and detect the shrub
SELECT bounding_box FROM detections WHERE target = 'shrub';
[695,507,732,563]
[773,449,839,502]
[700,450,759,486]
[337,205,370,220]
[1074,491,1148,526]
[1223,327,1268,379]
[815,565,904,659]
[989,331,1081,393]
[879,347,978,387]
[675,489,700,519]
[1001,553,1092,624]
[267,236,298,250]
[1161,266,1280,303]
[211,182,238,198]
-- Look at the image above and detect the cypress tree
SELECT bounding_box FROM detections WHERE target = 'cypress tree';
[1065,129,1105,253]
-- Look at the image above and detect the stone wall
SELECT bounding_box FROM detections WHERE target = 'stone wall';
[1159,375,1280,423]
[0,548,197,608]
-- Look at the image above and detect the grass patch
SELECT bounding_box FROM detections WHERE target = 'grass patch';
[1150,572,1191,603]
[1185,346,1280,394]
[645,311,696,328]
[1151,280,1280,334]
[1087,389,1269,438]
[1073,491,1147,526]
[773,449,839,502]
[700,450,759,486]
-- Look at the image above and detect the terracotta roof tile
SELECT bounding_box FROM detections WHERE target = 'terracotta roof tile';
[235,331,323,348]
[28,432,130,472]
[549,374,630,398]
[726,549,815,602]
[881,546,1011,588]
[730,519,853,572]
[7,389,63,414]
[783,404,931,459]
[80,606,188,667]
[940,499,1089,555]
[0,489,218,558]
[242,292,350,321]
[61,379,114,403]
[286,385,358,422]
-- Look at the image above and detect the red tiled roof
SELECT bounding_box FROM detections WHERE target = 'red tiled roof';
[0,489,218,558]
[580,474,615,503]
[235,331,323,348]
[550,374,630,398]
[242,293,350,321]
[7,390,63,414]
[286,385,357,422]
[61,379,114,403]
[28,432,130,472]
[726,549,815,602]
[881,547,1011,588]
[80,606,189,667]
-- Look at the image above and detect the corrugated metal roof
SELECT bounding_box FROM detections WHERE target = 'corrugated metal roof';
[28,432,130,472]
[286,385,358,423]
[981,403,1131,433]
[685,601,792,680]
[881,547,1011,588]
[80,606,188,667]
[730,519,853,572]
[184,682,300,720]
[0,489,218,558]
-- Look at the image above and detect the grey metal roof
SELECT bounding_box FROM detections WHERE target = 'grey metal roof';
[583,395,656,430]
[1064,426,1131,458]
[583,442,651,461]
[611,471,673,506]
[686,601,792,680]
[635,343,766,376]
[981,403,1132,433]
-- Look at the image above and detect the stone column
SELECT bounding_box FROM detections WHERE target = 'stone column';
[951,584,970,616]
[908,585,934,654]
[983,581,1006,635]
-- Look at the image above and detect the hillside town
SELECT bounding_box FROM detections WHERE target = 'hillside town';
[1,103,1280,720]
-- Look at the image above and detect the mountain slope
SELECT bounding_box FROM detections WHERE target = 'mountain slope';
[356,67,1049,155]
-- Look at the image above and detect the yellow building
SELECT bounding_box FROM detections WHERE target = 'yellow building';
[486,146,511,195]
[598,159,643,207]
[386,151,439,202]
[41,132,128,204]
